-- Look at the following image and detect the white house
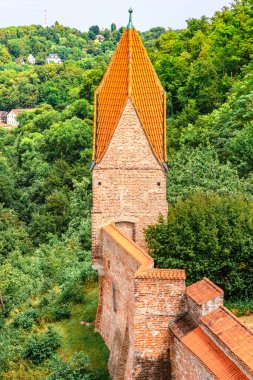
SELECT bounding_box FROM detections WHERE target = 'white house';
[27,54,36,64]
[7,109,36,127]
[45,54,62,64]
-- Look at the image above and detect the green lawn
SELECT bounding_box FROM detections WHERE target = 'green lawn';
[52,285,110,377]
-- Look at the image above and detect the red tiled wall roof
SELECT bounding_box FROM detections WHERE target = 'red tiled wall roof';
[186,277,223,305]
[201,306,253,374]
[135,268,185,280]
[182,326,248,379]
[102,224,185,280]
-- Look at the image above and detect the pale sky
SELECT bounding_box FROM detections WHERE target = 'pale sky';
[0,0,233,31]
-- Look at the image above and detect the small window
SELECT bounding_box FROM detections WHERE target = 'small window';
[107,260,111,269]
[98,182,102,186]
[112,282,117,313]
[157,182,161,186]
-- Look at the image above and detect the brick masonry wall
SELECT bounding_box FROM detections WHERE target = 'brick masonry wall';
[187,294,223,325]
[171,339,215,380]
[133,278,186,379]
[98,229,142,380]
[92,99,167,265]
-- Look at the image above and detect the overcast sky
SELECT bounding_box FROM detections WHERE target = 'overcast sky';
[0,0,233,31]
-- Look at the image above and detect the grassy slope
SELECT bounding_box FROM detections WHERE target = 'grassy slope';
[3,285,110,380]
[52,286,109,369]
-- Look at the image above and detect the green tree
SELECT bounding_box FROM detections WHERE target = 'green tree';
[111,23,116,33]
[146,194,253,300]
[89,25,100,35]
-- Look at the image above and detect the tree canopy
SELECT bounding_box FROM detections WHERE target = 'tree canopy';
[0,0,253,377]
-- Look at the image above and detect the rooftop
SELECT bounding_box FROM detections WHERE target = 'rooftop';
[102,224,153,268]
[186,277,223,305]
[181,326,248,379]
[102,224,185,280]
[135,268,185,280]
[11,108,37,115]
[200,306,253,374]
[92,13,166,165]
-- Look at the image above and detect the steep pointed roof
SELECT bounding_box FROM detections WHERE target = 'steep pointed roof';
[92,15,167,166]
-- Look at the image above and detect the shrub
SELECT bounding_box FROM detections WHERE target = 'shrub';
[225,299,253,317]
[59,282,85,304]
[23,327,60,364]
[13,308,40,330]
[145,194,253,300]
[48,352,110,380]
[38,295,50,308]
[51,305,71,321]
[43,303,71,323]
[0,325,23,372]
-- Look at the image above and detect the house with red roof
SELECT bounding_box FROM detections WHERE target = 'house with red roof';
[7,108,37,127]
[91,9,253,379]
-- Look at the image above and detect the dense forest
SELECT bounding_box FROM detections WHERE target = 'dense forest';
[0,0,253,378]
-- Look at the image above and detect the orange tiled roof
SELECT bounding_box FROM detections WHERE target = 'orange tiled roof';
[181,326,248,379]
[102,224,153,267]
[135,268,185,280]
[200,306,253,374]
[93,27,166,165]
[186,277,223,305]
[102,224,185,280]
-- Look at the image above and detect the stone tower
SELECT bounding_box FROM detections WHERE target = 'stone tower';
[91,10,168,273]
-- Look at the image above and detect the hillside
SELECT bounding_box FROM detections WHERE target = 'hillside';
[0,0,253,378]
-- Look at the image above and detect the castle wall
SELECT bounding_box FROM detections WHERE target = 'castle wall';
[133,277,186,379]
[98,227,153,380]
[171,339,215,380]
[187,294,223,325]
[92,99,167,266]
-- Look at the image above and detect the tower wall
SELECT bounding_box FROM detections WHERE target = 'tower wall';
[133,277,186,379]
[92,99,167,268]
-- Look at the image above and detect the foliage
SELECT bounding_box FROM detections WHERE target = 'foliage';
[146,194,253,300]
[0,324,23,372]
[152,0,253,116]
[0,0,253,376]
[225,298,253,317]
[50,305,71,322]
[23,327,60,365]
[12,308,40,330]
[48,352,109,379]
[176,67,253,178]
[166,145,253,203]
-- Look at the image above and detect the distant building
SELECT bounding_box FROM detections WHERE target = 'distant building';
[0,111,8,123]
[95,34,105,41]
[45,54,62,64]
[7,109,36,127]
[15,58,25,65]
[27,54,36,64]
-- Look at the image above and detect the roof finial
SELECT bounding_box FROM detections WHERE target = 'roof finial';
[127,8,134,29]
